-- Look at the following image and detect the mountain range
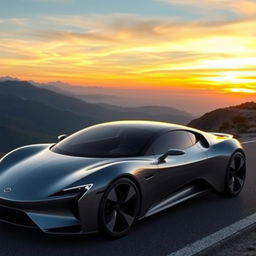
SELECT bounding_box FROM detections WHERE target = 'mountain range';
[0,80,194,152]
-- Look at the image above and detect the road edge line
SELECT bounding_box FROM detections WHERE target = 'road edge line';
[166,139,256,256]
[241,140,256,144]
[167,212,256,256]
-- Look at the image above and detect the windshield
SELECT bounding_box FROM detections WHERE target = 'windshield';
[51,124,154,157]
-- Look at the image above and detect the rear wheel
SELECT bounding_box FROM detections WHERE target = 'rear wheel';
[99,178,141,239]
[224,152,246,197]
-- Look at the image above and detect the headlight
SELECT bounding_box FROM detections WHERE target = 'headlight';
[63,184,93,193]
[52,184,93,197]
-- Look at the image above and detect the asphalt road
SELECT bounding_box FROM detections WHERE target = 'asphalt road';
[0,141,255,256]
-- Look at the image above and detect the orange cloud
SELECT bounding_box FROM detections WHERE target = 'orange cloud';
[1,13,256,93]
[158,0,256,17]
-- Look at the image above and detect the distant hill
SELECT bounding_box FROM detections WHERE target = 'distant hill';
[0,80,194,152]
[76,93,128,105]
[188,102,256,134]
[99,104,192,124]
[0,93,92,152]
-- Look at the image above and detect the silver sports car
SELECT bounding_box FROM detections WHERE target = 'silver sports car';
[0,121,246,238]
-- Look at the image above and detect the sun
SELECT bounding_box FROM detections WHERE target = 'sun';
[201,70,256,94]
[228,88,256,94]
[206,72,246,84]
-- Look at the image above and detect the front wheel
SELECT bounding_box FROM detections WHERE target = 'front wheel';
[99,178,141,239]
[224,152,246,197]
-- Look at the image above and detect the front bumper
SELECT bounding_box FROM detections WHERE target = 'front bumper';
[0,188,104,235]
[0,195,82,234]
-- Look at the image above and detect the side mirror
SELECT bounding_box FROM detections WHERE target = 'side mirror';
[158,149,185,163]
[57,134,67,142]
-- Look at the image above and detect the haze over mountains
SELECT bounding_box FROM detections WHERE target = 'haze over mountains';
[1,78,255,153]
[2,77,256,115]
[0,80,194,152]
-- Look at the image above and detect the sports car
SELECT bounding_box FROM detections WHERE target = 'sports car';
[0,121,246,238]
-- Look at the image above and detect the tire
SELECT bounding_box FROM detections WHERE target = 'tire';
[99,178,141,239]
[223,151,246,197]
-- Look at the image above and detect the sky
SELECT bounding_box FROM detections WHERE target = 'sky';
[0,0,256,114]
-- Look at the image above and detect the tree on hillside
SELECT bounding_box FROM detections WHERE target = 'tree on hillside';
[232,114,247,124]
[219,121,232,132]
[233,102,256,110]
[231,114,250,133]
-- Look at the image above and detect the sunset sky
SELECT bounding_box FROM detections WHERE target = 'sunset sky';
[1,0,256,113]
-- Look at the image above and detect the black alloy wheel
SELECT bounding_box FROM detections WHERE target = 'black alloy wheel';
[99,178,140,238]
[225,152,246,197]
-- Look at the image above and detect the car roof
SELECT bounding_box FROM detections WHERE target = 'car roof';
[94,120,190,133]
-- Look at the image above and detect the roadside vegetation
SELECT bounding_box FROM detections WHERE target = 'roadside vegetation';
[219,102,256,134]
[189,101,256,135]
[219,114,256,133]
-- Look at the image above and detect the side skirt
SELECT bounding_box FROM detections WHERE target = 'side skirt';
[142,185,211,219]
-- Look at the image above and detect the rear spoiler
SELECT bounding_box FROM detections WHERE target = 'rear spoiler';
[208,132,234,139]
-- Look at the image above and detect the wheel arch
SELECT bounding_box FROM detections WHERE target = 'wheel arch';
[234,148,246,158]
[107,174,142,202]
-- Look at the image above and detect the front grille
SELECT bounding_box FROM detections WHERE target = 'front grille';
[0,204,36,227]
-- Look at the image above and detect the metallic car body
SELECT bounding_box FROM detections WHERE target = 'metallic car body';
[0,121,244,234]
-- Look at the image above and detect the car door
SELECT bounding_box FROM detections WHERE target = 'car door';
[151,130,208,200]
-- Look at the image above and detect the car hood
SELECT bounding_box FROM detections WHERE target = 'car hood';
[0,146,123,201]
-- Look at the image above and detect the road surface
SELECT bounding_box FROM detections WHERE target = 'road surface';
[0,141,255,256]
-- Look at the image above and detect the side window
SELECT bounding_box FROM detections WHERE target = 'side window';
[188,132,197,145]
[152,130,196,155]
